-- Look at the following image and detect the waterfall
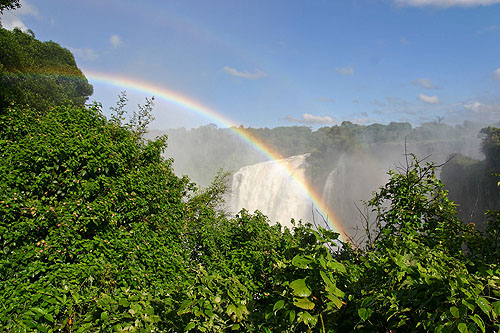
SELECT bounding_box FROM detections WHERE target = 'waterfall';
[230,154,314,229]
[322,154,348,223]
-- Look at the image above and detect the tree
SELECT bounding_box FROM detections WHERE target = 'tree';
[0,27,93,110]
[479,126,500,167]
[0,0,20,14]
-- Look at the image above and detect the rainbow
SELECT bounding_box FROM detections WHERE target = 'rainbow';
[84,70,346,240]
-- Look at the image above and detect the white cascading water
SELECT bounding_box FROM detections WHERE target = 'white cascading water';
[230,154,314,229]
[322,154,348,224]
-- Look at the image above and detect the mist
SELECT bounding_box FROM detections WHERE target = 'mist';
[146,119,498,241]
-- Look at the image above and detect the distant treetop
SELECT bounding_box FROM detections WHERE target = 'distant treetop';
[0,27,93,110]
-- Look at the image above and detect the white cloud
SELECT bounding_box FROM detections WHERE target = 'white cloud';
[288,113,337,125]
[493,68,500,81]
[395,0,500,7]
[1,0,39,31]
[464,101,500,114]
[70,48,99,61]
[109,34,123,48]
[336,67,355,75]
[460,101,500,123]
[17,1,38,16]
[223,66,267,79]
[412,78,438,89]
[418,93,440,104]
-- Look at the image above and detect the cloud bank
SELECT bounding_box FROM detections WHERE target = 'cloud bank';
[223,66,267,79]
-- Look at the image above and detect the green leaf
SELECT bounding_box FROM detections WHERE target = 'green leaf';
[450,306,459,319]
[327,295,343,309]
[43,312,54,323]
[100,311,108,321]
[320,271,333,286]
[457,323,468,333]
[358,308,373,321]
[273,300,285,312]
[290,279,311,297]
[289,309,296,323]
[119,298,129,307]
[469,314,485,333]
[327,260,346,273]
[184,322,196,331]
[493,301,500,316]
[297,311,317,326]
[475,297,492,317]
[292,255,312,269]
[234,304,249,319]
[462,299,475,311]
[293,297,315,310]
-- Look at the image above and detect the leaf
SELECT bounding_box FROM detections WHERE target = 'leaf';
[43,312,54,323]
[226,304,236,317]
[297,311,317,326]
[493,301,500,316]
[475,297,492,317]
[289,309,296,323]
[450,306,459,319]
[292,255,312,269]
[290,279,311,297]
[293,297,315,310]
[234,304,249,319]
[358,308,373,321]
[119,298,129,307]
[100,311,108,321]
[184,322,196,331]
[462,299,475,311]
[327,295,343,309]
[469,314,485,333]
[327,260,346,273]
[457,323,468,333]
[273,300,285,312]
[320,271,333,287]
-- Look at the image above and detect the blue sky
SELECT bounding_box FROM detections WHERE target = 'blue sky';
[2,0,500,129]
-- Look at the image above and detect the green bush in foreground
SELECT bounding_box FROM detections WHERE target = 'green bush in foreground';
[1,102,499,332]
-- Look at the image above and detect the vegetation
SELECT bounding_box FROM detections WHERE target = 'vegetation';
[0,27,93,111]
[441,126,500,229]
[1,26,500,332]
[0,0,20,14]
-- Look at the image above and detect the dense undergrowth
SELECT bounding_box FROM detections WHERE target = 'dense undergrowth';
[1,101,500,332]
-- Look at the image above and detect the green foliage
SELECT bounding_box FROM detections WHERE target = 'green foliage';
[0,102,190,330]
[1,99,500,331]
[332,156,500,332]
[0,27,93,110]
[0,0,20,14]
